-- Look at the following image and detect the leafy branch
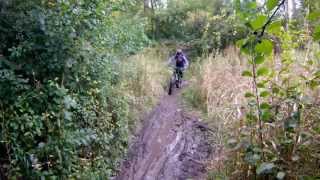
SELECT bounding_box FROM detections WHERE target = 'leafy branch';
[258,0,286,38]
[251,0,286,156]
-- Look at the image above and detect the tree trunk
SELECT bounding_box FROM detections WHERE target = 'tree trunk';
[291,0,297,17]
[144,0,149,13]
[284,0,290,30]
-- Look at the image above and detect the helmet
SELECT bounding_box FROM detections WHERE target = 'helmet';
[176,49,182,55]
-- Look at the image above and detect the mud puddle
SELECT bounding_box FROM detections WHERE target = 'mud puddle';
[116,84,212,180]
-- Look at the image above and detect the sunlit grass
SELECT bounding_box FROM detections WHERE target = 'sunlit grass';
[120,45,172,135]
[183,44,320,178]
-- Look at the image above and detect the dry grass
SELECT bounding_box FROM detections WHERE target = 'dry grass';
[185,46,250,131]
[117,42,319,178]
[201,57,249,122]
[183,46,251,177]
[185,44,320,179]
[120,45,172,134]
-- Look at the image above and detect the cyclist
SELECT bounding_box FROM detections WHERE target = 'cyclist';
[168,49,189,82]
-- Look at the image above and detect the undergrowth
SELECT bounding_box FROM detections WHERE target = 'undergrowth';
[183,43,320,179]
[120,45,171,136]
[183,46,250,179]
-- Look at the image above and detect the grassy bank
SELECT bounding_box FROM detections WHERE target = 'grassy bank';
[183,46,250,178]
[183,44,320,179]
[120,45,172,136]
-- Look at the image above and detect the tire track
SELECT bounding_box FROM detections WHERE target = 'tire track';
[116,85,212,180]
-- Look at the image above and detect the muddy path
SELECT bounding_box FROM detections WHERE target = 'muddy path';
[116,84,212,180]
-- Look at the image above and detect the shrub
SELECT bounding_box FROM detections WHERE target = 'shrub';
[0,0,149,178]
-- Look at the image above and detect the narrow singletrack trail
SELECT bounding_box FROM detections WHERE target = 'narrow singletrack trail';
[116,83,212,180]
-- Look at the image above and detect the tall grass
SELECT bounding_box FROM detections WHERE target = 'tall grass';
[184,46,249,127]
[183,46,250,177]
[120,45,171,135]
[184,44,320,179]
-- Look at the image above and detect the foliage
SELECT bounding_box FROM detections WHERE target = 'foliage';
[0,0,149,178]
[182,47,250,178]
[120,46,171,133]
[183,0,320,179]
[228,0,320,178]
[144,0,247,54]
[1,0,320,179]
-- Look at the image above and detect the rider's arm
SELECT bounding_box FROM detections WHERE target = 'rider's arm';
[183,55,189,69]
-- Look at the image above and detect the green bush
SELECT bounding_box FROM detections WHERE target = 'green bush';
[0,0,149,178]
[146,0,247,54]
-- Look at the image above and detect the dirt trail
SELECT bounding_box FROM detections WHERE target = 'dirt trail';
[116,84,212,180]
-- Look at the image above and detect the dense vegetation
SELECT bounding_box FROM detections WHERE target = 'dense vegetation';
[0,0,319,179]
[230,0,320,178]
[182,0,320,179]
[0,0,149,178]
[144,0,247,54]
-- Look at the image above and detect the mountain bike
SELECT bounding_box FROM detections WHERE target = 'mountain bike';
[168,67,183,95]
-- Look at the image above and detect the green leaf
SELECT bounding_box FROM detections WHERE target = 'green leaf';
[255,39,273,55]
[245,92,255,98]
[272,87,280,94]
[260,91,270,97]
[309,80,319,90]
[257,82,266,88]
[246,113,258,122]
[260,102,271,109]
[256,162,275,175]
[242,70,253,77]
[248,2,257,9]
[307,60,314,65]
[250,15,267,30]
[237,39,251,55]
[267,21,282,34]
[262,110,272,122]
[267,0,278,11]
[313,26,320,41]
[236,39,245,48]
[257,67,269,76]
[314,70,320,78]
[241,46,250,55]
[308,12,320,21]
[254,55,265,64]
[277,172,286,179]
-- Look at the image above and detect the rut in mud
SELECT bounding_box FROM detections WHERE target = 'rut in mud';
[116,84,213,180]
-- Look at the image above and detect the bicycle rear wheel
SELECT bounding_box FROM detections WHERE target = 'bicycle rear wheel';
[176,69,183,88]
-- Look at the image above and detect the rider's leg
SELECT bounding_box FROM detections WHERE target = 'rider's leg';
[176,68,183,88]
[179,68,183,79]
